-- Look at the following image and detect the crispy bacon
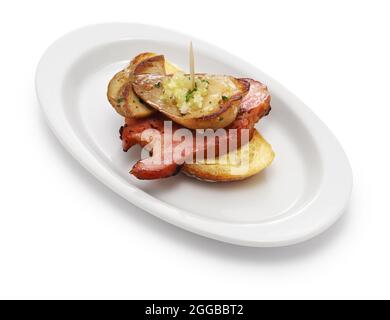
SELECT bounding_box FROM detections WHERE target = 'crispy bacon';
[120,79,271,180]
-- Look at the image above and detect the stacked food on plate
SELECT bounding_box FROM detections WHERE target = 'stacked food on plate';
[107,52,274,181]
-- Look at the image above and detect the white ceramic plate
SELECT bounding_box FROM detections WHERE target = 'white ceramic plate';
[36,23,352,247]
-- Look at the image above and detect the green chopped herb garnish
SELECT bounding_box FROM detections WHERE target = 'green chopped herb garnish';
[185,90,192,102]
[222,96,229,101]
[185,86,198,102]
[117,97,125,104]
[154,82,161,88]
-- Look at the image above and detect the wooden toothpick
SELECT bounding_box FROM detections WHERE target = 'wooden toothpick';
[189,41,195,90]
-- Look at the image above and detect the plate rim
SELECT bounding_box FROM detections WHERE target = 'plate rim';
[35,22,353,247]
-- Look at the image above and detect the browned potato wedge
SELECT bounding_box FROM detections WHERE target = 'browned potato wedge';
[107,69,132,117]
[119,55,167,118]
[120,84,153,118]
[133,54,166,75]
[128,52,158,72]
[108,53,186,118]
[182,130,275,182]
[107,53,167,118]
[132,74,249,129]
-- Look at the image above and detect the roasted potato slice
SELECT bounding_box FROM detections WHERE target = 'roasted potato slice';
[107,53,169,118]
[133,54,166,75]
[132,74,249,129]
[107,69,132,117]
[128,52,160,72]
[182,130,274,182]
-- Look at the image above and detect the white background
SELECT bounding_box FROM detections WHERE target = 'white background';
[0,0,388,299]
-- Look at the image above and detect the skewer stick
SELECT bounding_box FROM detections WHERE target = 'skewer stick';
[189,41,195,90]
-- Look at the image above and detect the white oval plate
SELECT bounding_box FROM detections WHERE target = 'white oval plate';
[36,23,352,247]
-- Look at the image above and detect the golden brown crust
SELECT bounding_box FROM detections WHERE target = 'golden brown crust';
[182,130,274,182]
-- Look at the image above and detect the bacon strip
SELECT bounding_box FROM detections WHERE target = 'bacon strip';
[120,79,271,180]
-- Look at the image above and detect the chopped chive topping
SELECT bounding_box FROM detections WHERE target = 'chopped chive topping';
[185,90,192,102]
[117,97,125,104]
[185,85,198,102]
[222,96,229,101]
[154,82,161,88]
